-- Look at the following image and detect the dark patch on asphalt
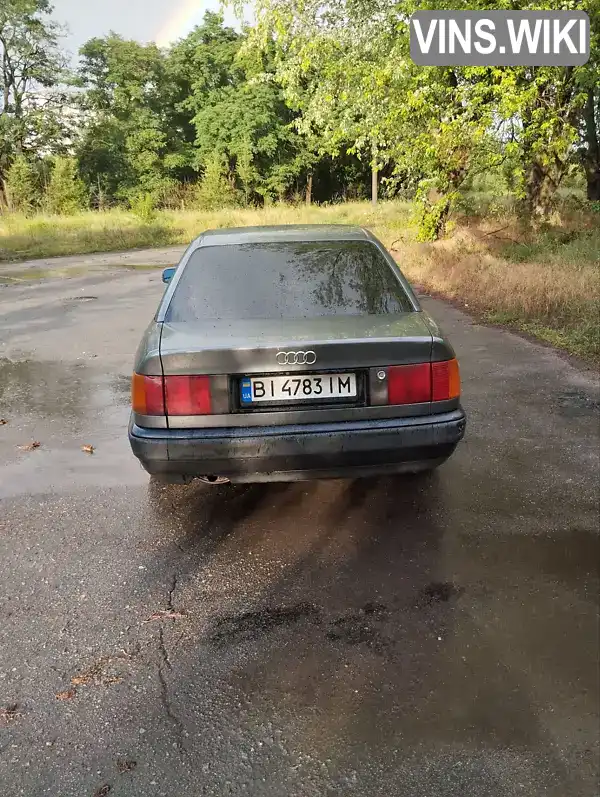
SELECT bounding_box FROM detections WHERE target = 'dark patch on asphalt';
[555,390,600,417]
[209,603,321,645]
[116,759,137,774]
[362,601,388,618]
[64,295,99,302]
[417,581,464,606]
[326,603,391,653]
[326,611,389,653]
[208,594,467,652]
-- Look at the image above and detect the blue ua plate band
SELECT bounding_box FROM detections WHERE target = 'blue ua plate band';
[241,378,253,403]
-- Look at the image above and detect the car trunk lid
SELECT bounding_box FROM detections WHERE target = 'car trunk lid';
[159,314,433,375]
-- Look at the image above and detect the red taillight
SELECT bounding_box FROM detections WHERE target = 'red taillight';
[432,359,460,401]
[382,359,460,405]
[132,373,213,415]
[164,375,212,415]
[388,363,431,405]
[132,373,165,415]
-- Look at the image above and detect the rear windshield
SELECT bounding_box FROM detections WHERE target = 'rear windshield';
[165,240,414,322]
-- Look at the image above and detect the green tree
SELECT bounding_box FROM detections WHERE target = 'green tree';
[45,156,87,215]
[195,152,240,210]
[77,116,128,208]
[582,85,600,201]
[4,154,37,213]
[77,34,189,204]
[247,0,600,232]
[579,6,600,201]
[0,1,71,189]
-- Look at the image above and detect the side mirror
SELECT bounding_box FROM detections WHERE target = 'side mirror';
[162,267,176,284]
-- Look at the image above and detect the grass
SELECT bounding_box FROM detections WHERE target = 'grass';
[0,202,414,262]
[0,209,179,261]
[0,200,598,363]
[391,221,599,363]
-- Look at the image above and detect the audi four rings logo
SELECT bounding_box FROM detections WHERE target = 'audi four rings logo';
[276,350,317,365]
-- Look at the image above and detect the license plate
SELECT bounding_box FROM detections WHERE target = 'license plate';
[240,373,357,404]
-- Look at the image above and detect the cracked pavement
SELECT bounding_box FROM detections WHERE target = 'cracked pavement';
[0,254,599,796]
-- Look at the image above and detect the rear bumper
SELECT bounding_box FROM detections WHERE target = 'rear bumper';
[129,408,466,483]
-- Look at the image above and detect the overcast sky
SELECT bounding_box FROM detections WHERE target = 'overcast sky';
[52,0,238,57]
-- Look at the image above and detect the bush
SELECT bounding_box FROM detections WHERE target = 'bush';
[414,190,457,242]
[129,191,158,223]
[4,156,38,215]
[195,154,240,211]
[45,157,88,215]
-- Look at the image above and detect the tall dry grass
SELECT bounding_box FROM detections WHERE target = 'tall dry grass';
[393,226,599,361]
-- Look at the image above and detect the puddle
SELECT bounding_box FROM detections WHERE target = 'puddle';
[0,358,91,419]
[0,358,129,419]
[0,266,92,283]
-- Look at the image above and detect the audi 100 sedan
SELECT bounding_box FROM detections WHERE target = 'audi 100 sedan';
[129,225,466,484]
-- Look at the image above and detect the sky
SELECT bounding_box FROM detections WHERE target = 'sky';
[52,0,240,57]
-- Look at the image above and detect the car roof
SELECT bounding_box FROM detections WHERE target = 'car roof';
[193,224,373,248]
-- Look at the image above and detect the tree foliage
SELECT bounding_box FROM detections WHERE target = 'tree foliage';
[4,152,37,212]
[0,0,71,187]
[0,3,597,233]
[247,0,600,231]
[44,156,87,214]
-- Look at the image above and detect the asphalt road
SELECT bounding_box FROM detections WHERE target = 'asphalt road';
[0,253,599,797]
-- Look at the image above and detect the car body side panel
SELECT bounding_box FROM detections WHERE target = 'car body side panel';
[131,322,168,428]
[364,231,422,311]
[421,310,457,361]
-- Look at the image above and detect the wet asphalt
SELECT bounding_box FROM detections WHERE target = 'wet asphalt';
[0,255,599,797]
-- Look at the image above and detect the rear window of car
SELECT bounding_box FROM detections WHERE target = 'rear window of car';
[165,240,414,321]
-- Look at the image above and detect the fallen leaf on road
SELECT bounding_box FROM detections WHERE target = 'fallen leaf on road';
[0,418,7,425]
[116,759,137,774]
[71,671,122,687]
[56,690,76,701]
[16,441,41,451]
[143,610,187,623]
[0,703,20,724]
[71,658,123,687]
[81,444,95,454]
[93,785,111,797]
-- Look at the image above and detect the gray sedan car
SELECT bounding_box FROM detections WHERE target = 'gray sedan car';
[129,225,466,483]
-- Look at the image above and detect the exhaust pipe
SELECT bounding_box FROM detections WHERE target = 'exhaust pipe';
[198,475,231,485]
